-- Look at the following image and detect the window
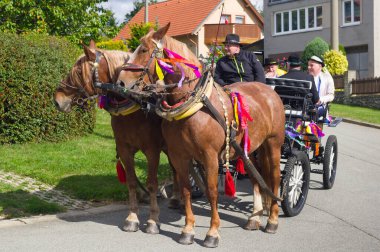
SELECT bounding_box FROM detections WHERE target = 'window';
[346,45,368,78]
[274,5,322,35]
[343,0,361,25]
[221,15,231,24]
[235,15,245,24]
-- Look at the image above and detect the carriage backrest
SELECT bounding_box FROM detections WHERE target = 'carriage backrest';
[265,77,314,121]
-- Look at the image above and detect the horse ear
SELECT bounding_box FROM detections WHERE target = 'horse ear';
[152,22,170,41]
[89,40,96,50]
[83,44,96,61]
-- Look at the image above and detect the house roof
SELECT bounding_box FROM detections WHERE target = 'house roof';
[115,0,263,40]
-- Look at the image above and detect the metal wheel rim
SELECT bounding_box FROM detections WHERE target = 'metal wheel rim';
[288,161,304,207]
[329,150,335,178]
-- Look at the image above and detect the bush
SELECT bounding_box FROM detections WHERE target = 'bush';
[301,37,329,69]
[126,22,158,52]
[0,32,96,144]
[323,50,348,75]
[96,40,128,51]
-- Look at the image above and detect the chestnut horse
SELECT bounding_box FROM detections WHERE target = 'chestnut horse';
[54,41,180,234]
[118,23,285,247]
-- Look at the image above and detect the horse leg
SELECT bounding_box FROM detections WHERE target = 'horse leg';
[244,153,263,230]
[203,155,220,248]
[168,158,182,210]
[171,157,195,245]
[144,149,160,234]
[263,138,282,234]
[118,148,140,232]
[244,183,263,230]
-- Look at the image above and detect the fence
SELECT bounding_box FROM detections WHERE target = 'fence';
[352,77,380,94]
[333,75,345,89]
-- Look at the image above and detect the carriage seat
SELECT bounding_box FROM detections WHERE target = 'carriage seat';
[265,77,315,121]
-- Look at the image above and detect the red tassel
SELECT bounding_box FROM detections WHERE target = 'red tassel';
[116,160,126,184]
[236,157,246,175]
[224,170,236,197]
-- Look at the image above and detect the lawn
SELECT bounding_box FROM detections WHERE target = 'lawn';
[0,109,172,204]
[330,103,380,125]
[0,183,64,219]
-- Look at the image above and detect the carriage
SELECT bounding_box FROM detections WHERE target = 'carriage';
[190,77,340,217]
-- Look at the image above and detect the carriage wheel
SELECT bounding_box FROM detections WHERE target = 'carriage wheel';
[323,135,338,189]
[189,162,206,198]
[281,151,310,217]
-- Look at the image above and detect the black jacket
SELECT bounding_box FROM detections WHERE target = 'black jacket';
[280,69,320,104]
[214,50,265,85]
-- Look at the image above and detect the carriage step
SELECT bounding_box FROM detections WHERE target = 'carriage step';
[311,169,324,174]
[328,117,343,127]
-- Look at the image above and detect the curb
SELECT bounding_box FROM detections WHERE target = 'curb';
[0,203,129,228]
[342,118,380,130]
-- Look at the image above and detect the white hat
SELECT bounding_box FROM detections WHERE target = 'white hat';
[309,55,325,67]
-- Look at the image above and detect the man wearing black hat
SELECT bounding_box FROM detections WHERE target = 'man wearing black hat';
[214,34,265,86]
[279,54,319,104]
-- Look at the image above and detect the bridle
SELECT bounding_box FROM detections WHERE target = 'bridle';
[59,50,104,107]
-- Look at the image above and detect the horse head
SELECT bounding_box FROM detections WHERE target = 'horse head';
[54,40,130,112]
[118,23,203,106]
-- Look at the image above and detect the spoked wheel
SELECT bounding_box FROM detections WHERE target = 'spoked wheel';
[281,151,310,217]
[323,135,338,189]
[189,162,206,198]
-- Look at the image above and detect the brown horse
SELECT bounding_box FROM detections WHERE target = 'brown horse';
[118,23,285,247]
[54,41,180,234]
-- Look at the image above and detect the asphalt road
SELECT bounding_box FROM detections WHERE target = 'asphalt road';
[1,122,380,252]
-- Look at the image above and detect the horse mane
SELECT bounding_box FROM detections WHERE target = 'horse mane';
[101,50,131,82]
[69,50,130,86]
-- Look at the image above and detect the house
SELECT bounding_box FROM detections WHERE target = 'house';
[114,0,264,59]
[263,0,380,79]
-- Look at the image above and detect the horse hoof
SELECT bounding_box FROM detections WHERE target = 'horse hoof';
[264,222,278,234]
[203,235,219,248]
[146,222,160,234]
[168,198,181,209]
[243,219,260,230]
[178,232,194,245]
[123,221,139,232]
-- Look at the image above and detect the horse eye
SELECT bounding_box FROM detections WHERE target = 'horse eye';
[140,47,148,53]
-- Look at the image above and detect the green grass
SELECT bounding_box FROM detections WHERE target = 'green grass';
[330,103,380,125]
[0,109,172,204]
[0,183,64,219]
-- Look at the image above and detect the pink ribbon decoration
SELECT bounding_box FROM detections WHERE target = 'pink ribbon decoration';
[162,48,202,80]
[157,59,174,74]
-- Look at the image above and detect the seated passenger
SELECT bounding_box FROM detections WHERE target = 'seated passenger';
[264,58,287,78]
[279,54,319,105]
[307,55,335,121]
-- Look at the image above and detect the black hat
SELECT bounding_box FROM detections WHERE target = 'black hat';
[309,55,325,67]
[264,58,278,66]
[223,34,240,45]
[287,54,302,66]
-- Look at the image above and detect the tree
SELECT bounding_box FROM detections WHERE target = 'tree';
[0,0,119,45]
[301,37,329,70]
[126,22,158,51]
[123,0,157,24]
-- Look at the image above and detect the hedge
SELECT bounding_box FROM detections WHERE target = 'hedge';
[0,32,96,144]
[96,40,128,51]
